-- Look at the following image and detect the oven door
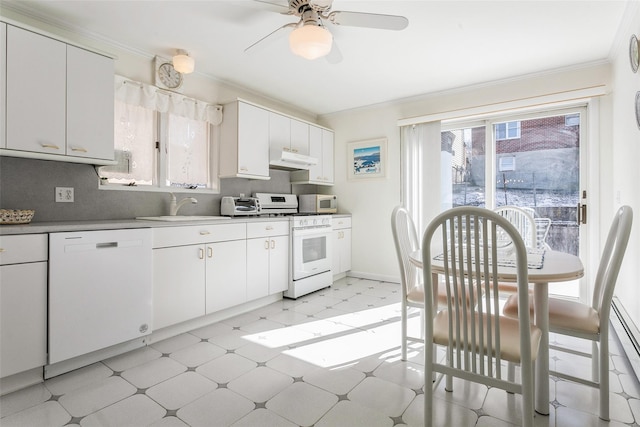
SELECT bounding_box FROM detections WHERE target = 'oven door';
[292,226,332,280]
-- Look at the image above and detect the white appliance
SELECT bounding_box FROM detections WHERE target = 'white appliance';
[286,215,333,298]
[48,228,152,364]
[220,196,261,216]
[253,193,298,215]
[298,194,337,214]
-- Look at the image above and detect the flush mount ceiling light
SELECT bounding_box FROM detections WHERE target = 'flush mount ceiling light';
[289,23,333,60]
[172,50,195,74]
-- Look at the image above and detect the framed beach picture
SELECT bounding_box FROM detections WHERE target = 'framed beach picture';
[347,138,387,180]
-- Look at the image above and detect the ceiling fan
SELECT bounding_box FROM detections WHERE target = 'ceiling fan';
[245,0,409,62]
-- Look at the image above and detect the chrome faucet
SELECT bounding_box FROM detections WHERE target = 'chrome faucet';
[169,193,198,216]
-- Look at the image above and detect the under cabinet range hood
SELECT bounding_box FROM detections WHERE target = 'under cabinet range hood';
[269,150,318,170]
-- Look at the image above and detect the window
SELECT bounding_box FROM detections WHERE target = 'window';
[100,77,222,193]
[494,121,521,140]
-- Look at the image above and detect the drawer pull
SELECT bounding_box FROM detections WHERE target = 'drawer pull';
[0,248,5,253]
[199,231,211,235]
[70,147,88,153]
[41,143,60,150]
[266,226,273,231]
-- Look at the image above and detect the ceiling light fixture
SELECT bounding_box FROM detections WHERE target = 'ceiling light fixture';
[172,50,195,74]
[289,24,333,60]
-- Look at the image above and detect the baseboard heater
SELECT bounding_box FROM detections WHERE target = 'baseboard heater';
[611,297,640,381]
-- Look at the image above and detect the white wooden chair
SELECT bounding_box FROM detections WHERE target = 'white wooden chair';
[503,205,633,421]
[494,206,536,248]
[422,206,541,427]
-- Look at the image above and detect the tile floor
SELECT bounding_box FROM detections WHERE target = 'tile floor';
[1,277,640,427]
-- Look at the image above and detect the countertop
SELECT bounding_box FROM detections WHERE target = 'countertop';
[0,213,351,235]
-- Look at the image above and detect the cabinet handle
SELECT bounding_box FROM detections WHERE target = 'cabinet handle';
[70,147,88,153]
[271,239,275,249]
[199,248,204,259]
[292,149,298,153]
[0,248,5,253]
[240,166,248,172]
[283,147,290,152]
[41,143,60,150]
[208,247,213,258]
[264,240,269,250]
[266,226,273,230]
[199,230,211,235]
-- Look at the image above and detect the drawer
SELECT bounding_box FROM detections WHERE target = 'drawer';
[0,234,48,265]
[153,223,246,248]
[247,221,290,239]
[333,217,351,230]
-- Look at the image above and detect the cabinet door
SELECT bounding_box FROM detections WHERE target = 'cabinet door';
[67,45,114,161]
[269,235,289,294]
[6,26,66,154]
[246,238,270,301]
[238,102,269,178]
[340,228,352,272]
[321,129,334,184]
[269,112,290,162]
[0,262,47,377]
[1,23,6,149]
[153,245,205,330]
[206,240,247,312]
[290,119,309,156]
[308,125,324,182]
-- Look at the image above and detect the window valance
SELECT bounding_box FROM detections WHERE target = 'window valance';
[114,75,223,125]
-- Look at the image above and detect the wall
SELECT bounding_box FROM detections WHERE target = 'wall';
[609,2,640,332]
[320,64,613,282]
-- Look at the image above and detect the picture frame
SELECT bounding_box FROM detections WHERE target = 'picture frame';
[347,138,387,180]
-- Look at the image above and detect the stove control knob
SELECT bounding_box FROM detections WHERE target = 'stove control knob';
[301,219,307,226]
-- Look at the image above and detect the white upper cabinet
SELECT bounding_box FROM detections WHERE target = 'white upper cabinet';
[220,100,270,180]
[269,112,311,169]
[3,24,115,164]
[291,125,334,185]
[290,119,310,156]
[66,45,114,161]
[1,23,6,149]
[6,25,66,155]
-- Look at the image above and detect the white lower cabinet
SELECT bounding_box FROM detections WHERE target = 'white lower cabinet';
[152,223,247,330]
[332,217,352,276]
[0,234,47,378]
[246,221,289,300]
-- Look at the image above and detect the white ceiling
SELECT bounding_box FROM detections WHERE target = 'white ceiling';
[1,0,630,115]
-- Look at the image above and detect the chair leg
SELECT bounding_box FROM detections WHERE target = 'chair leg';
[445,349,453,392]
[432,345,437,382]
[599,338,609,421]
[401,303,408,361]
[521,362,535,427]
[507,362,515,393]
[592,341,600,383]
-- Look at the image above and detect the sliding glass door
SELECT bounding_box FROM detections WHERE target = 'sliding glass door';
[441,107,587,298]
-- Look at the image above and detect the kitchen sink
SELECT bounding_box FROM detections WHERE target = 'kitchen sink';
[136,216,231,222]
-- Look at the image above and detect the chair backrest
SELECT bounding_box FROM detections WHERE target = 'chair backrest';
[533,217,552,249]
[391,206,420,297]
[494,206,536,248]
[422,206,532,376]
[592,206,633,321]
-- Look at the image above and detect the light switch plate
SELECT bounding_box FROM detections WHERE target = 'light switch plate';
[55,187,74,203]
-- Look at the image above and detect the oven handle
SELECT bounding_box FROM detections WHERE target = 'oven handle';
[292,226,332,237]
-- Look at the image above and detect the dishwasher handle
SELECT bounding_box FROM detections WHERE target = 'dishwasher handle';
[96,242,118,249]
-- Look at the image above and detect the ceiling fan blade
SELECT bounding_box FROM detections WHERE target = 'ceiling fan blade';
[327,11,409,31]
[325,40,342,64]
[245,22,297,54]
[252,0,292,14]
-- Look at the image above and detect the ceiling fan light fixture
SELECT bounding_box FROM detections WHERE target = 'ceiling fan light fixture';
[289,25,333,60]
[173,50,195,74]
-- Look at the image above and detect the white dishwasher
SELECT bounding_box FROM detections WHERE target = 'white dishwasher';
[49,228,152,364]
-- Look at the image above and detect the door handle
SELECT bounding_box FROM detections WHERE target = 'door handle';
[577,203,587,225]
[271,239,275,249]
[208,247,213,258]
[199,248,204,259]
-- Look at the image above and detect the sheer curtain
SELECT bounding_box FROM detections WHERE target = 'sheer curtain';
[400,121,442,236]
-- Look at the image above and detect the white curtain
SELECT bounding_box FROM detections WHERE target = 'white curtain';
[400,121,442,236]
[114,75,223,125]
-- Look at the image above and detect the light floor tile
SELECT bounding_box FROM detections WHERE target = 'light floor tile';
[177,389,253,427]
[148,416,190,427]
[555,380,634,423]
[403,394,479,427]
[196,353,256,384]
[102,346,162,372]
[121,357,187,389]
[189,322,234,340]
[239,318,285,334]
[150,333,201,354]
[146,372,217,410]
[228,367,293,402]
[45,363,113,396]
[432,375,488,410]
[58,376,136,417]
[266,382,338,426]
[230,408,297,427]
[348,377,415,418]
[234,341,284,363]
[479,387,527,425]
[315,400,393,427]
[373,359,425,390]
[0,383,51,417]
[555,406,629,427]
[206,329,252,350]
[266,353,321,378]
[0,400,71,427]
[263,310,312,326]
[80,394,165,427]
[169,341,226,368]
[303,366,366,395]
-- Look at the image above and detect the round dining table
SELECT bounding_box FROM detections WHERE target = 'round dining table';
[409,249,584,415]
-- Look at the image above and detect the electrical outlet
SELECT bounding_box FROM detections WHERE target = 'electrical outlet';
[55,187,74,203]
